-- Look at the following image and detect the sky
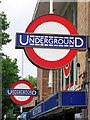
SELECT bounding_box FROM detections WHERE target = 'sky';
[0,0,37,77]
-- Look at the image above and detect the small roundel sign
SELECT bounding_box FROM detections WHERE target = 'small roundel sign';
[24,14,78,69]
[10,80,34,105]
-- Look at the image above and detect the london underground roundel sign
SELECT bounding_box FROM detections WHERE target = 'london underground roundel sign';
[10,80,34,105]
[24,14,78,69]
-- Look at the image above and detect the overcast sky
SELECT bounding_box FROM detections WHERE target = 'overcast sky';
[0,0,37,77]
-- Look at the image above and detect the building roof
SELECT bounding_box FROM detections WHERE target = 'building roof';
[32,0,71,19]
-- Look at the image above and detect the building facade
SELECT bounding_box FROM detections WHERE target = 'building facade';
[37,1,78,102]
[27,1,90,120]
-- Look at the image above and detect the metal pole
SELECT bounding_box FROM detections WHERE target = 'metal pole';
[49,0,53,95]
[74,57,76,88]
[69,74,70,90]
[50,0,53,14]
[57,70,59,92]
[73,2,76,90]
[20,106,23,113]
[54,70,56,94]
[20,50,24,113]
[64,72,66,91]
[60,69,62,91]
[49,70,53,87]
[51,77,53,95]
[22,51,23,79]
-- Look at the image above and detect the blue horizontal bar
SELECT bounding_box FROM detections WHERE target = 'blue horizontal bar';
[16,33,87,49]
[6,89,38,96]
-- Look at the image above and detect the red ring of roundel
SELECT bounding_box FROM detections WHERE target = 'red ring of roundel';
[10,80,34,105]
[25,14,78,69]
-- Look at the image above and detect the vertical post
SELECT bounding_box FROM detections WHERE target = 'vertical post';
[73,2,76,90]
[49,70,53,95]
[57,70,59,92]
[60,69,62,91]
[49,0,53,96]
[20,106,23,114]
[54,70,56,94]
[69,75,70,90]
[49,70,53,87]
[74,57,76,90]
[50,0,53,14]
[64,74,66,91]
[64,70,66,90]
[20,50,24,113]
[22,51,23,79]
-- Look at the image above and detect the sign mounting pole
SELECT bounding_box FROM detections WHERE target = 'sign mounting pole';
[50,0,53,14]
[49,0,53,92]
[20,51,23,113]
[22,51,23,79]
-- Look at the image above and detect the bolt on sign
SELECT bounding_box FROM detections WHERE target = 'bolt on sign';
[16,14,87,69]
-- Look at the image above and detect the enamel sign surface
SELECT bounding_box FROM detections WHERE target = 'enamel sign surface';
[9,80,35,105]
[16,14,78,69]
[16,33,86,49]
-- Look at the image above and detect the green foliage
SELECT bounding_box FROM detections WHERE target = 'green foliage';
[2,56,20,117]
[1,11,20,119]
[24,75,37,89]
[6,106,17,120]
[0,12,11,45]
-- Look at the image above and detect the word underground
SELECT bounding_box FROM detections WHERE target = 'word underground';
[7,89,37,96]
[16,33,86,49]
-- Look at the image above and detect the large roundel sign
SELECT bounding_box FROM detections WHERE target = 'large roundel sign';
[24,14,78,69]
[10,80,34,105]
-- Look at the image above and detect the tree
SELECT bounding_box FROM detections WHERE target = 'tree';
[24,75,37,89]
[0,11,11,45]
[6,108,17,120]
[2,56,20,118]
[1,12,20,118]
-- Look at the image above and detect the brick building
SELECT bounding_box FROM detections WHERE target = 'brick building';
[36,1,77,102]
[26,1,90,120]
[35,1,90,119]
